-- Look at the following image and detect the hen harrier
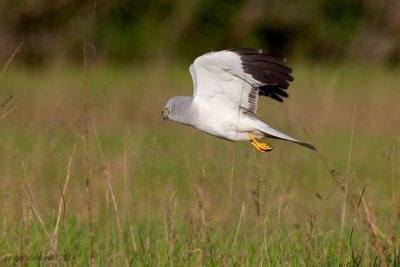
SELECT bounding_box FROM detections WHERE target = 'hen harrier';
[162,48,316,152]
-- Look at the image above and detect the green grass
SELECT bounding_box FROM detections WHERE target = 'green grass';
[0,62,399,266]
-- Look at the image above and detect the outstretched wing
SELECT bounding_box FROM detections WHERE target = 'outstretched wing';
[189,48,294,115]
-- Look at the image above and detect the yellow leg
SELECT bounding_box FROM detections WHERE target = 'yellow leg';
[248,133,273,152]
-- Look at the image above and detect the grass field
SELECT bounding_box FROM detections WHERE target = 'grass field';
[0,60,399,266]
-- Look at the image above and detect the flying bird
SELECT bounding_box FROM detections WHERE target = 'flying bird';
[162,48,316,152]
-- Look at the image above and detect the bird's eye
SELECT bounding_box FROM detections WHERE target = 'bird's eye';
[166,107,170,112]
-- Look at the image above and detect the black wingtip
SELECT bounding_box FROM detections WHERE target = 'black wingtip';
[298,142,318,151]
[229,48,288,64]
[229,48,294,103]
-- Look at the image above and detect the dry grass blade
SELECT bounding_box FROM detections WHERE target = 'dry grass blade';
[0,49,19,120]
[337,104,357,266]
[105,190,111,265]
[123,144,138,253]
[353,172,392,245]
[52,144,76,249]
[0,40,23,81]
[0,104,17,121]
[21,185,62,266]
[0,95,13,109]
[83,1,97,265]
[105,165,129,266]
[163,191,178,266]
[232,202,246,249]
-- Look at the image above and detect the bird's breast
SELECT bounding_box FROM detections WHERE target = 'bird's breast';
[191,101,254,141]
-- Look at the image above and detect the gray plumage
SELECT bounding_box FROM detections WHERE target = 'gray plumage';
[162,48,316,151]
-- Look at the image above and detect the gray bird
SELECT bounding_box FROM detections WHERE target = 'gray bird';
[162,48,316,152]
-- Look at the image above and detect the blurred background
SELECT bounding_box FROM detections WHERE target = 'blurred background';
[1,0,400,66]
[1,0,400,265]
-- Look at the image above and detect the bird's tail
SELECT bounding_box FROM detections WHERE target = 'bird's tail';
[252,118,317,150]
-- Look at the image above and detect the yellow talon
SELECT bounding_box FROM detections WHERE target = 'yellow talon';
[248,133,273,152]
[250,141,267,152]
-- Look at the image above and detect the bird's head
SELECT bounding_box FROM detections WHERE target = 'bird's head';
[162,96,193,123]
[162,97,177,121]
[162,106,170,121]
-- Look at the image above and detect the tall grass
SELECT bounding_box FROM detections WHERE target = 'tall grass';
[82,2,97,265]
[0,60,399,265]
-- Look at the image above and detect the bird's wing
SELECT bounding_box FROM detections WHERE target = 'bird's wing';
[190,48,294,115]
[189,63,197,94]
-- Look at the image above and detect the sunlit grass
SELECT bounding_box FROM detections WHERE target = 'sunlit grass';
[0,62,399,265]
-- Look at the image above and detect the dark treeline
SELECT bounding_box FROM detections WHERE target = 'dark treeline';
[1,0,399,65]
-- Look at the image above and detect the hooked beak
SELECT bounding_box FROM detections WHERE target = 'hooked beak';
[162,108,169,121]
